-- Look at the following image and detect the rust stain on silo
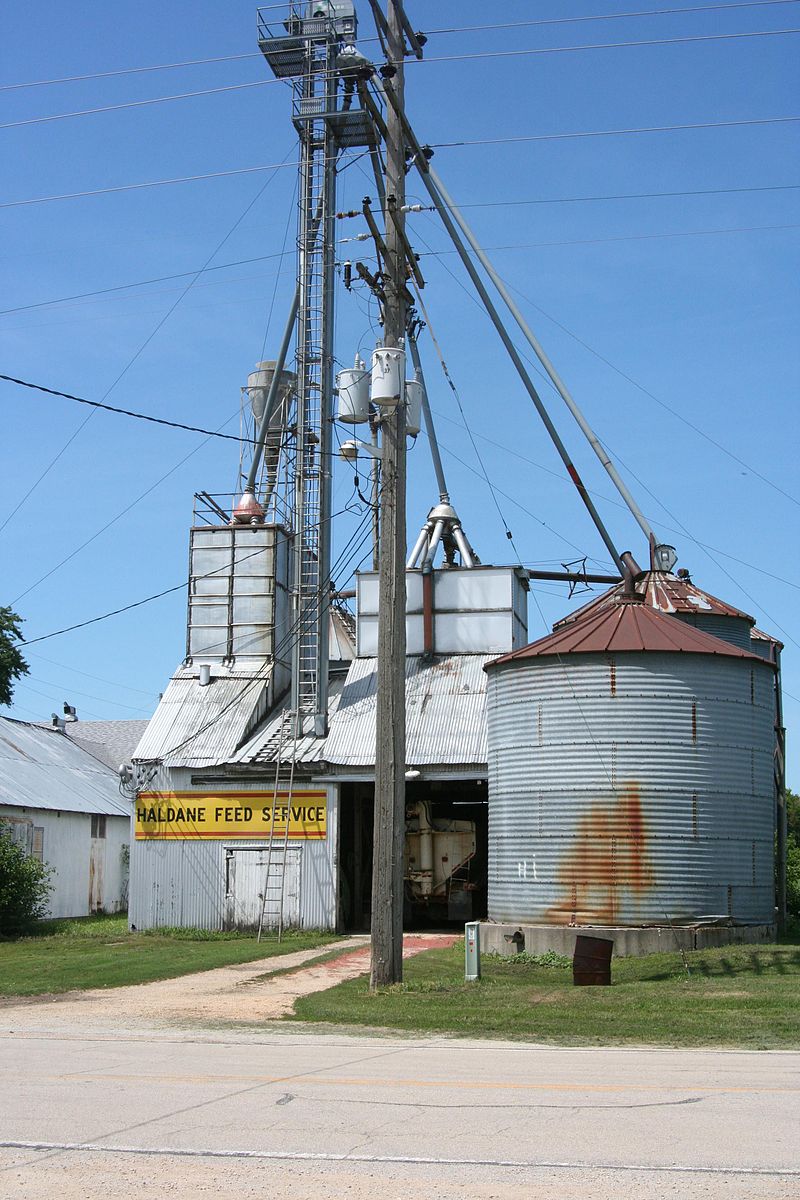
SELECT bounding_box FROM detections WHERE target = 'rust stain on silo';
[546,783,654,926]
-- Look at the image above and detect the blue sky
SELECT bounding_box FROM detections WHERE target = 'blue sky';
[1,2,798,781]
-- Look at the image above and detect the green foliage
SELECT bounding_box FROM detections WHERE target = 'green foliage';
[0,824,52,937]
[786,789,800,843]
[486,949,572,969]
[786,789,800,918]
[0,606,29,708]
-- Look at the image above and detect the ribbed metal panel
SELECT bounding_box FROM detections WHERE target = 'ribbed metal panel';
[132,666,272,768]
[486,652,775,926]
[129,837,225,930]
[0,717,131,817]
[322,655,490,768]
[674,612,753,650]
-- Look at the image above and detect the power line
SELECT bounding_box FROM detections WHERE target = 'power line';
[0,149,292,543]
[496,278,800,512]
[433,115,800,150]
[0,159,304,210]
[455,182,800,211]
[0,78,282,132]
[0,254,286,317]
[0,52,264,92]
[3,2,795,93]
[410,27,800,67]
[425,1,800,36]
[0,374,242,442]
[24,650,160,698]
[417,222,800,254]
[22,675,152,715]
[3,31,798,132]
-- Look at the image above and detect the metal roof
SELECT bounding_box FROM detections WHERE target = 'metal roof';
[488,599,766,666]
[231,673,348,768]
[553,571,756,628]
[56,720,151,771]
[132,664,273,768]
[323,654,491,770]
[0,718,130,817]
[229,655,491,772]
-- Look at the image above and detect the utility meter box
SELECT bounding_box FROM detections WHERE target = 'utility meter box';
[465,921,481,982]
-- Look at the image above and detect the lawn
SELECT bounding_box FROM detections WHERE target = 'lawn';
[293,937,800,1048]
[0,914,338,996]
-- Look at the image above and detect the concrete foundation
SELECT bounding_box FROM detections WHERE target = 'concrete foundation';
[480,921,777,959]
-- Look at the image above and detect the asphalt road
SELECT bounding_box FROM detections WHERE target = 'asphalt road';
[0,1025,798,1199]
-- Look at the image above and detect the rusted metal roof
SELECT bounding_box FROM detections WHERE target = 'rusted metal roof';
[488,599,766,666]
[132,665,272,767]
[553,571,756,628]
[751,626,785,650]
[0,717,130,817]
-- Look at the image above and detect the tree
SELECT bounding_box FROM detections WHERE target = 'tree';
[785,789,800,919]
[0,606,28,707]
[0,824,52,937]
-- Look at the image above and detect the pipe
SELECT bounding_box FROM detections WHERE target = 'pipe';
[406,147,625,573]
[527,570,621,584]
[422,563,434,659]
[452,523,475,568]
[407,332,449,503]
[425,518,446,566]
[407,523,431,570]
[243,288,299,497]
[428,166,657,549]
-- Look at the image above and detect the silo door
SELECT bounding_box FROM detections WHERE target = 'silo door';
[224,847,301,930]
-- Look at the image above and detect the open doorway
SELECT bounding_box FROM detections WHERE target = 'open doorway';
[337,779,488,932]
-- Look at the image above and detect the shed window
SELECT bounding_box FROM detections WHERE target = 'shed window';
[32,827,44,862]
[91,814,107,839]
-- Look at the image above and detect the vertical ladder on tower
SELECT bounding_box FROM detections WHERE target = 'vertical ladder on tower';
[256,711,298,942]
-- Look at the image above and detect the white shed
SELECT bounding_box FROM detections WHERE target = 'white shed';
[0,717,133,919]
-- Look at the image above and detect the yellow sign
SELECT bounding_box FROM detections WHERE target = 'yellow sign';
[135,791,327,841]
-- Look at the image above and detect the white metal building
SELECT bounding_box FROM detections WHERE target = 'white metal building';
[128,565,528,932]
[0,717,133,919]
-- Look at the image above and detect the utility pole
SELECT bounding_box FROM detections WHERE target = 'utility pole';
[370,0,407,989]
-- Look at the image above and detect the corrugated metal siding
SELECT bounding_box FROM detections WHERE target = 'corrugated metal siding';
[129,774,338,931]
[322,655,490,768]
[132,666,273,767]
[674,612,753,650]
[487,653,775,926]
[0,718,130,817]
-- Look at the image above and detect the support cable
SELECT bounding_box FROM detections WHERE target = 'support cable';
[426,166,657,547]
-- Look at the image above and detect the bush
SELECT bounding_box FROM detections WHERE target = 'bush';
[0,824,53,937]
[787,837,800,919]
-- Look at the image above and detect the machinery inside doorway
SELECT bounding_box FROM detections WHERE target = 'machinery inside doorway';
[338,780,488,931]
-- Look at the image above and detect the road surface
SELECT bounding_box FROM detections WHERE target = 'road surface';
[1,1021,797,1198]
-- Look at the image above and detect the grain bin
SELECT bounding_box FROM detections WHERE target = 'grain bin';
[485,597,776,928]
[553,569,755,650]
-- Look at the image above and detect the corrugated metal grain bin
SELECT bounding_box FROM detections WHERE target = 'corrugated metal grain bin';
[485,598,776,927]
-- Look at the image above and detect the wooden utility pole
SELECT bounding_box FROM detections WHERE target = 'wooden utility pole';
[370,0,407,990]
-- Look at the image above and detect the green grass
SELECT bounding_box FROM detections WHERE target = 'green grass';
[0,914,339,997]
[293,937,800,1048]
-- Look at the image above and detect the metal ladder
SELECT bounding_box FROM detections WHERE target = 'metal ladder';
[256,712,300,942]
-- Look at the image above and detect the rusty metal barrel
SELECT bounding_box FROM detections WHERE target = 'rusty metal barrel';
[573,934,613,986]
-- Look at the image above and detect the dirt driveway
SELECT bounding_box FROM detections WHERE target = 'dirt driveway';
[1,933,459,1032]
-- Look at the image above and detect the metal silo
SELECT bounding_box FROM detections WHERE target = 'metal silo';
[485,597,776,928]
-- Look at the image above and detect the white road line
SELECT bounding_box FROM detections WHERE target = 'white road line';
[2,1141,798,1176]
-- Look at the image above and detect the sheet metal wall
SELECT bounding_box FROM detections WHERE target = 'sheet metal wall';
[486,653,775,926]
[1,805,129,919]
[129,772,338,931]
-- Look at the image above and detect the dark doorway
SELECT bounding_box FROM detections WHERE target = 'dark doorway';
[337,779,488,932]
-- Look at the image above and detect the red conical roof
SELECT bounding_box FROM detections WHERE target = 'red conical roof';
[487,598,766,668]
[552,570,755,629]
